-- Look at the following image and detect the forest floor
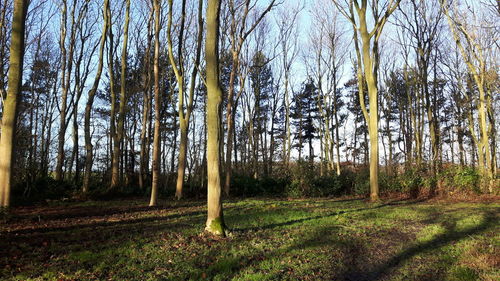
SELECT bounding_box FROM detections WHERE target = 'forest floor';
[0,196,498,280]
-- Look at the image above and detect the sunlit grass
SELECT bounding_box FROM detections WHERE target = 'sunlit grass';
[1,198,498,280]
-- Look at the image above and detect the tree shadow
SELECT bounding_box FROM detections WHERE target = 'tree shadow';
[7,200,205,222]
[335,209,498,281]
[0,204,209,278]
[3,198,491,280]
[181,224,346,280]
[203,200,496,280]
[1,209,206,236]
[231,198,425,232]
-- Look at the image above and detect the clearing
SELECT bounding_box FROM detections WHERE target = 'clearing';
[1,197,498,280]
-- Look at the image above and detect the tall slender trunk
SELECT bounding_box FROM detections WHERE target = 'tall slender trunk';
[71,105,79,183]
[107,1,117,187]
[0,0,28,208]
[334,92,341,175]
[224,55,237,195]
[150,0,161,207]
[55,1,69,181]
[358,6,381,201]
[478,85,492,191]
[205,0,225,236]
[139,11,153,190]
[284,76,291,166]
[83,0,109,193]
[175,120,188,198]
[111,0,131,190]
[173,0,203,200]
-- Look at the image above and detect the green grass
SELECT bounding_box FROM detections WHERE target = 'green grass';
[0,197,498,280]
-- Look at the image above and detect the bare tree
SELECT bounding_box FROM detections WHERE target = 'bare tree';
[332,0,401,201]
[223,0,279,196]
[83,0,109,193]
[149,0,161,207]
[0,0,28,208]
[167,0,204,200]
[205,0,225,235]
[441,0,495,191]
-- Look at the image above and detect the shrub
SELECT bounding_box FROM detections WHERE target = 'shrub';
[338,169,356,194]
[312,173,343,197]
[260,176,287,196]
[440,166,480,193]
[12,176,76,205]
[231,174,262,197]
[284,161,316,197]
[454,167,480,191]
[397,168,423,197]
[379,171,402,193]
[352,167,370,196]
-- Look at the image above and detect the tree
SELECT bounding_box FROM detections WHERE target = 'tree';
[332,0,401,201]
[249,50,274,177]
[167,0,204,200]
[149,0,161,207]
[395,0,443,174]
[223,0,278,196]
[0,0,28,208]
[0,0,13,115]
[308,1,348,174]
[205,0,225,236]
[139,6,154,190]
[344,74,369,166]
[291,78,319,162]
[441,0,495,192]
[83,0,109,193]
[110,0,131,190]
[55,0,90,181]
[275,2,301,169]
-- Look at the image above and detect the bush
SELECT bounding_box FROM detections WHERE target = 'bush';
[12,176,76,205]
[440,166,480,193]
[378,172,400,193]
[229,174,259,197]
[352,167,370,196]
[260,176,287,195]
[454,167,480,191]
[312,173,343,197]
[284,164,358,198]
[338,169,356,194]
[284,161,316,197]
[397,168,424,197]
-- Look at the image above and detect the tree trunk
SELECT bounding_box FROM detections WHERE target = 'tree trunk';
[205,0,225,236]
[150,0,161,207]
[334,95,341,175]
[175,120,188,199]
[111,0,131,190]
[139,12,152,190]
[172,0,203,200]
[55,0,69,181]
[83,0,109,193]
[0,0,27,208]
[224,90,235,196]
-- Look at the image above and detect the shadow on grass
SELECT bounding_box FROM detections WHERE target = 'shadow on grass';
[1,209,206,236]
[203,200,496,280]
[0,210,209,280]
[231,198,425,232]
[336,210,498,281]
[8,200,206,221]
[179,224,347,280]
[3,198,493,280]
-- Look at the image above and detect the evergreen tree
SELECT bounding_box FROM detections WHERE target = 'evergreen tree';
[291,77,319,162]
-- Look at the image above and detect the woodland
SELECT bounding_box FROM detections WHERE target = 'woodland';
[0,0,499,280]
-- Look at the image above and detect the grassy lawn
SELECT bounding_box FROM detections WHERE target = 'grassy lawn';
[0,197,498,280]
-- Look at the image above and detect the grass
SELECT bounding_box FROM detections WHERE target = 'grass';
[0,197,498,280]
